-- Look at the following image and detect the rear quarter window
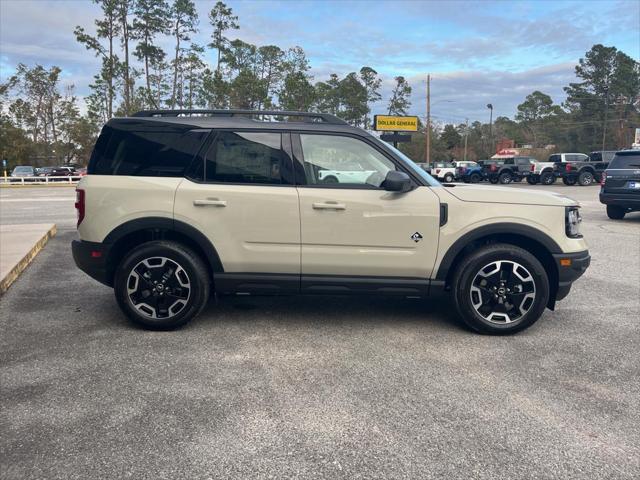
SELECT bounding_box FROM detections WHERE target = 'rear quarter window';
[88,124,209,176]
[608,154,640,169]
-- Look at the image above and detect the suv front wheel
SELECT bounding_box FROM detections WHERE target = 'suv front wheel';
[452,244,549,334]
[114,241,210,330]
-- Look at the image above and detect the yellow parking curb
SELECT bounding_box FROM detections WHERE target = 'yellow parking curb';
[0,224,57,295]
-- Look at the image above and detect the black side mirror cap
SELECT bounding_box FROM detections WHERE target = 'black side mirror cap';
[383,170,412,192]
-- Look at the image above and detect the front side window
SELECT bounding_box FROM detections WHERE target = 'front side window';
[300,134,396,187]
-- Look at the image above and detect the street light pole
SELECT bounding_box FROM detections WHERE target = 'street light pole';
[487,103,493,155]
[425,74,431,164]
[464,118,469,161]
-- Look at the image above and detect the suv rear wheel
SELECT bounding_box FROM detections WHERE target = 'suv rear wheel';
[526,176,538,185]
[578,171,594,186]
[606,205,626,220]
[562,177,577,186]
[451,244,549,334]
[114,241,210,330]
[469,173,482,183]
[444,173,454,183]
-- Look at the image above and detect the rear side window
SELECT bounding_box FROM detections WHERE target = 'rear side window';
[89,125,208,176]
[608,154,640,169]
[549,154,561,162]
[202,131,288,185]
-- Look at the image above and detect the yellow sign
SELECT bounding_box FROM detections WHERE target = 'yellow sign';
[374,115,419,132]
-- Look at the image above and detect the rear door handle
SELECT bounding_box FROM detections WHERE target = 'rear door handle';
[194,198,227,207]
[312,201,346,210]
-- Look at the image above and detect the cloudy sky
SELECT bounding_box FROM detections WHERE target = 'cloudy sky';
[1,0,638,123]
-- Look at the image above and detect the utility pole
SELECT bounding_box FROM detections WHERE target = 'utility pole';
[487,103,494,155]
[602,91,609,151]
[463,118,469,161]
[425,74,430,163]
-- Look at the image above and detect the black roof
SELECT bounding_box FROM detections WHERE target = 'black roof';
[110,109,363,135]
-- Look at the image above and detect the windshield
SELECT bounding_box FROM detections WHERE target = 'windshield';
[13,166,32,173]
[386,144,441,187]
[608,154,640,169]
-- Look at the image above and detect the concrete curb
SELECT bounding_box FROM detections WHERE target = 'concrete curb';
[0,224,57,295]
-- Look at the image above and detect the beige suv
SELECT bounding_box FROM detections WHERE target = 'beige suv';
[72,110,590,334]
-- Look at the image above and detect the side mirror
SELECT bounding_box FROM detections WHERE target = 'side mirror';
[383,170,412,192]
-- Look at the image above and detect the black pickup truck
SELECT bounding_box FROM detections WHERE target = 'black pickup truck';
[483,156,536,184]
[553,153,609,186]
[599,150,640,219]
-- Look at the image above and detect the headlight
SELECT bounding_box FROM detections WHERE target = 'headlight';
[565,207,582,238]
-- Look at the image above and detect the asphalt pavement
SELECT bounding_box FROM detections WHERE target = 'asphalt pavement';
[1,183,639,479]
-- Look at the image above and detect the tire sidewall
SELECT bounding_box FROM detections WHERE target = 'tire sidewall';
[499,172,512,184]
[454,246,550,334]
[444,173,454,183]
[114,241,209,330]
[541,172,554,185]
[578,171,593,186]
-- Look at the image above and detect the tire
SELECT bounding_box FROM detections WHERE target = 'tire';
[578,171,594,186]
[489,177,499,184]
[540,172,555,185]
[451,244,550,334]
[562,177,577,186]
[469,173,482,183]
[606,205,626,220]
[114,241,210,330]
[499,172,512,184]
[526,176,538,185]
[322,176,338,184]
[444,173,454,183]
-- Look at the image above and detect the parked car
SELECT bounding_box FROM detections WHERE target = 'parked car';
[11,165,36,177]
[483,157,536,184]
[37,166,75,178]
[551,153,607,186]
[72,108,590,335]
[432,162,456,182]
[599,150,640,219]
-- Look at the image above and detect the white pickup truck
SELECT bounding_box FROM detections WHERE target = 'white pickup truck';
[318,169,376,184]
[433,161,477,183]
[527,153,589,185]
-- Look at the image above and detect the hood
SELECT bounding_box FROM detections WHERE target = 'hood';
[444,184,578,207]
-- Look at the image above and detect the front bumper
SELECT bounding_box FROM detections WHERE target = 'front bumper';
[599,192,640,208]
[72,240,113,287]
[552,250,590,301]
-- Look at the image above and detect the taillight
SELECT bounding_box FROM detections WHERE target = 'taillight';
[490,164,497,172]
[600,172,607,186]
[565,163,572,172]
[530,164,535,172]
[75,189,85,227]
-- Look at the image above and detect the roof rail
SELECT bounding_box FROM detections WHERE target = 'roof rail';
[131,109,348,125]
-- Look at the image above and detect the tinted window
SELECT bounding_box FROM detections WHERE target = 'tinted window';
[608,154,640,169]
[300,134,396,187]
[89,125,208,176]
[203,131,286,184]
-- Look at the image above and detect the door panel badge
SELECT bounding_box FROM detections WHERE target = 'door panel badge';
[411,232,423,243]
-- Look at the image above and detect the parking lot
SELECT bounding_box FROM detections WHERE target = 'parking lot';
[1,183,639,479]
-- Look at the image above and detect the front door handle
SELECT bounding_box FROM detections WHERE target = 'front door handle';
[194,198,227,207]
[312,201,346,210]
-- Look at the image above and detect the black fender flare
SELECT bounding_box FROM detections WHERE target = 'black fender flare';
[435,223,562,281]
[103,216,224,272]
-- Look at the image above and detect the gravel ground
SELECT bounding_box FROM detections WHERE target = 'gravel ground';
[1,184,639,479]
